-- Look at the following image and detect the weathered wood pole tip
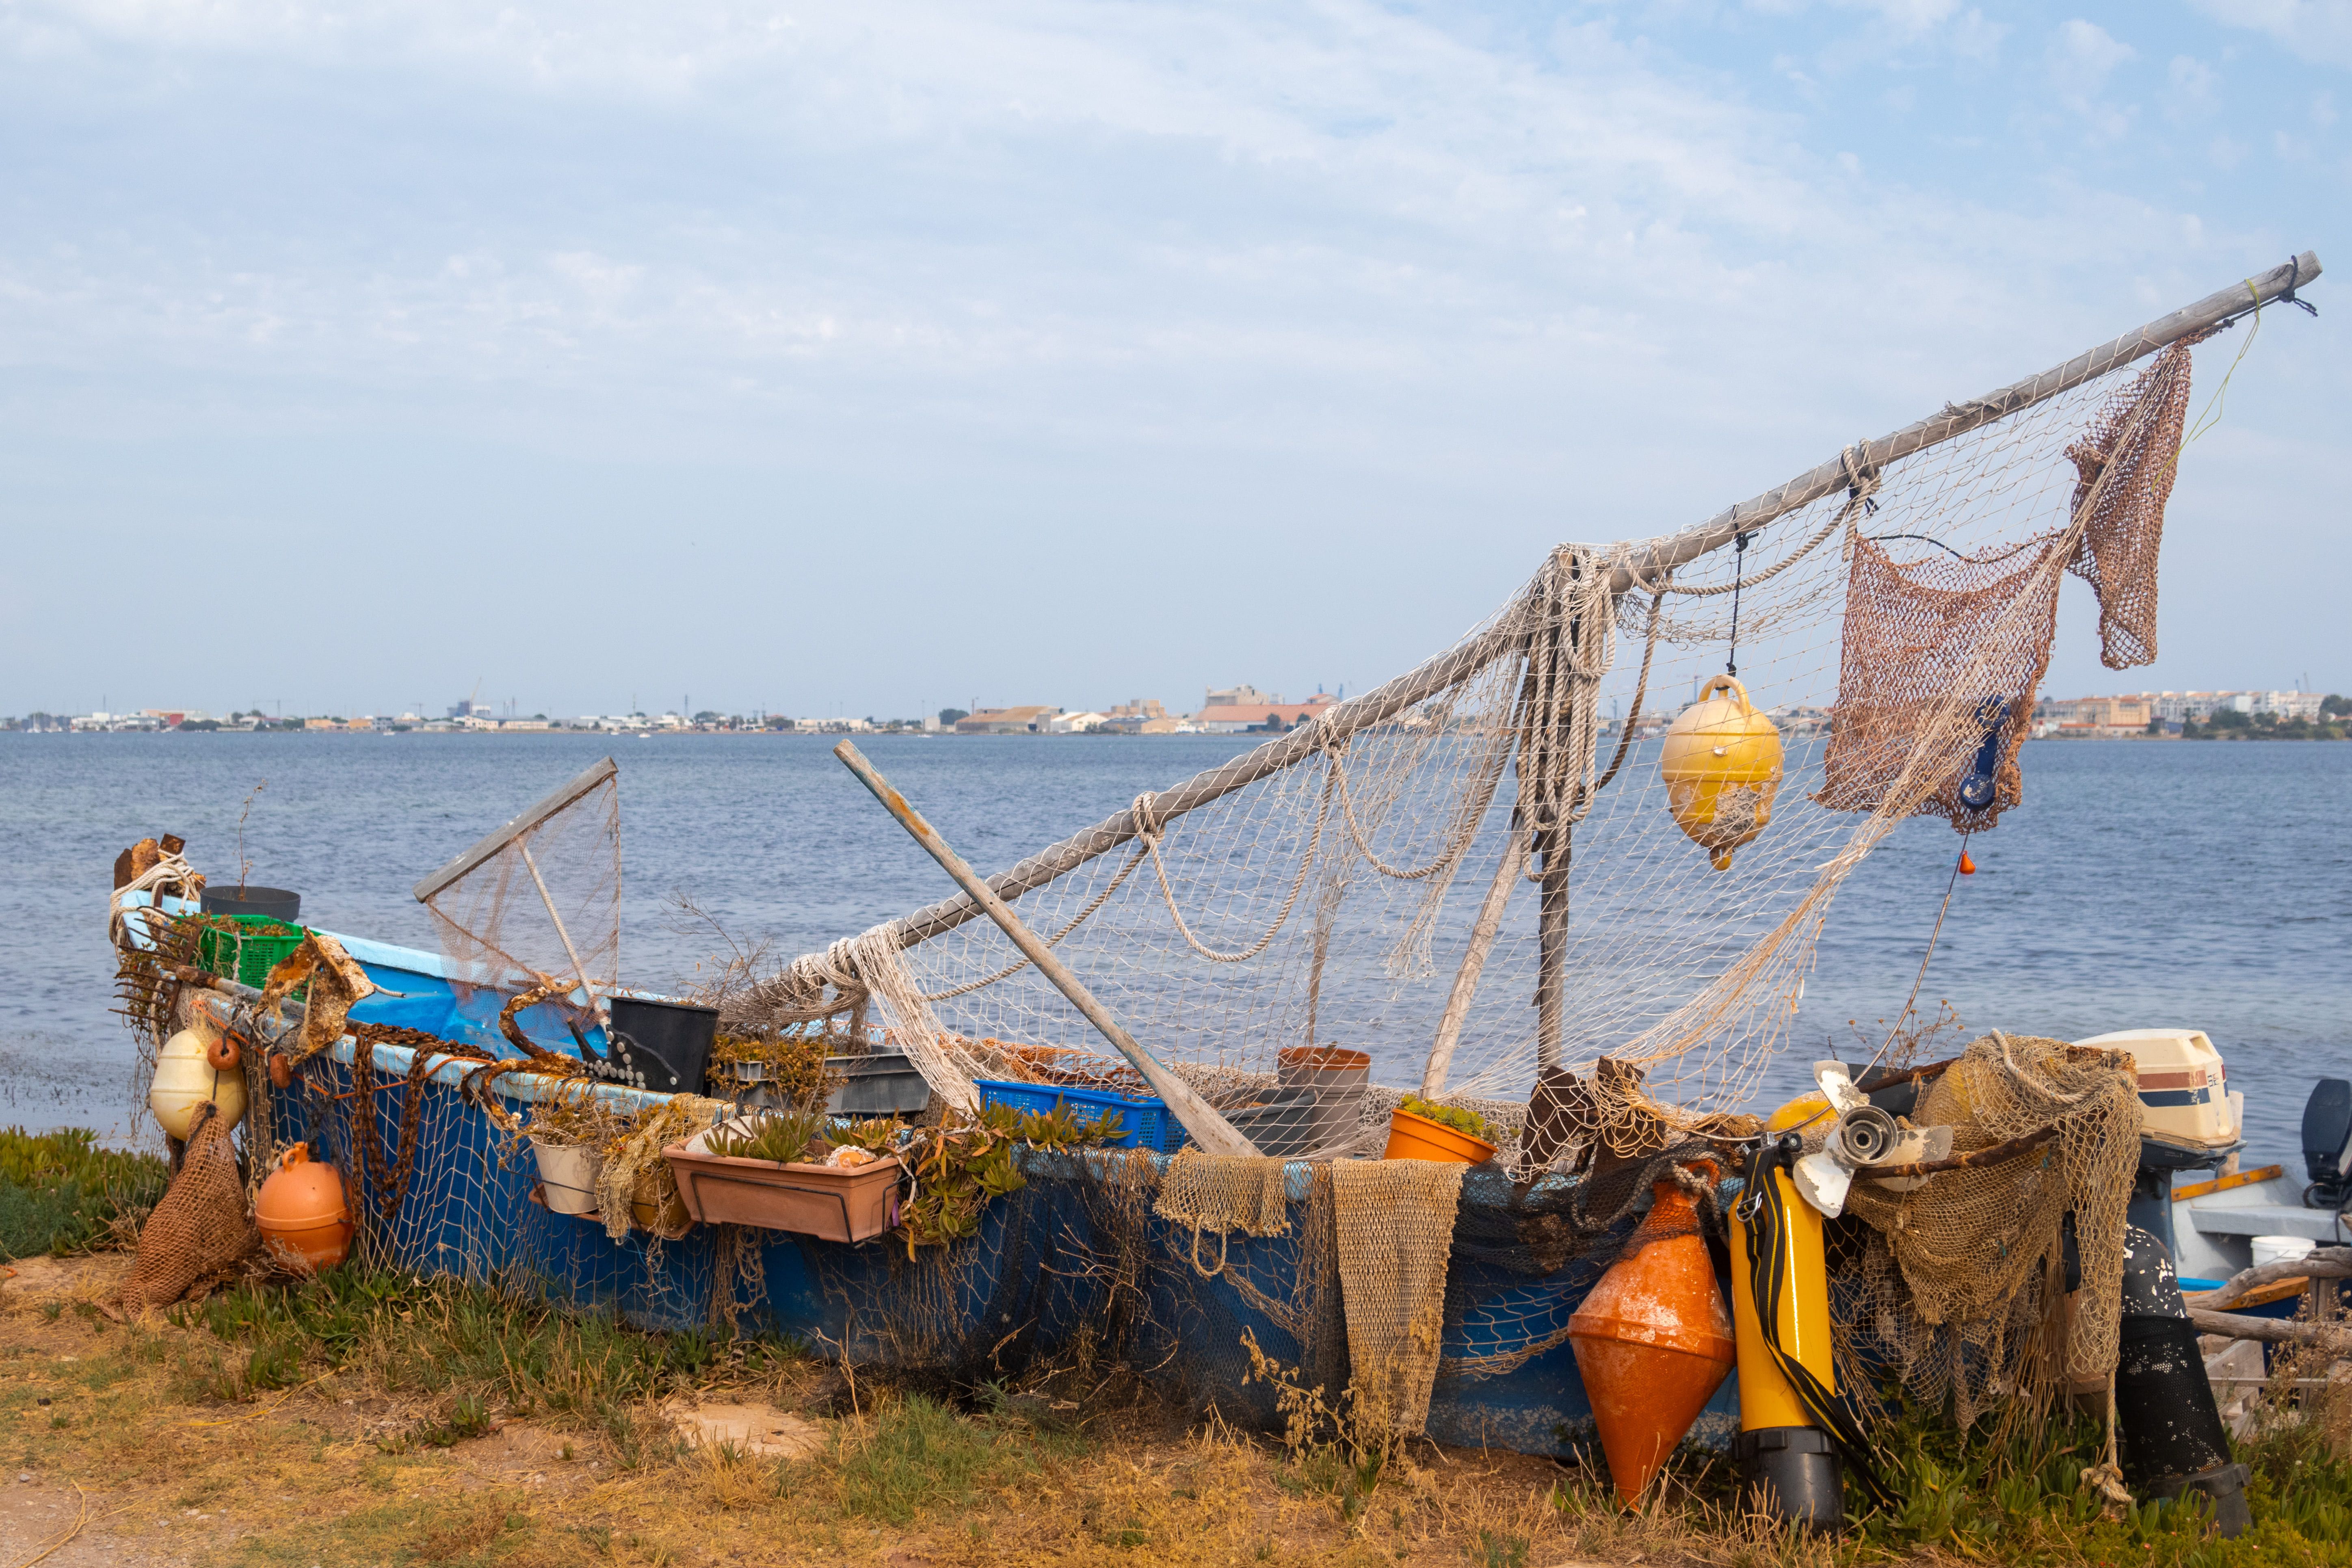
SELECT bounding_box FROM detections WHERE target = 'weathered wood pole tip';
[831,741,1261,1158]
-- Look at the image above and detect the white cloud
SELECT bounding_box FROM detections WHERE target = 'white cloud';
[2189,0,2352,68]
[2049,18,2138,140]
[2166,54,2220,123]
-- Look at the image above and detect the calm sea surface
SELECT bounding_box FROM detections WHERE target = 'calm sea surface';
[2,733,2344,1159]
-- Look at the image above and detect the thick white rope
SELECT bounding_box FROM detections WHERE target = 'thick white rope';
[1134,759,1336,965]
[1329,729,1511,883]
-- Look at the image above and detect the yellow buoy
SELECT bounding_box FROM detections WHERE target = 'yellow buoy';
[150,1025,247,1141]
[1659,675,1783,871]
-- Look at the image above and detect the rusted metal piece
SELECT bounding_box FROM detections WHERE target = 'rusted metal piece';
[834,741,1260,1158]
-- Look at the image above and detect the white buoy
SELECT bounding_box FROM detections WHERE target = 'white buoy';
[150,1025,247,1140]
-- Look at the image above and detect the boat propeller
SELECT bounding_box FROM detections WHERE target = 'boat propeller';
[1790,1061,1954,1218]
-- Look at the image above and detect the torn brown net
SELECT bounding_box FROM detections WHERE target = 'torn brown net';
[117,1102,260,1311]
[2066,339,2199,670]
[1836,1033,2142,1431]
[1813,534,2063,833]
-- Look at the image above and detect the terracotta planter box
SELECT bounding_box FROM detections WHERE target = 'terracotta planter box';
[663,1127,904,1243]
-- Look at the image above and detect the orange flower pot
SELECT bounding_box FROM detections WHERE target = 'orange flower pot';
[1382,1106,1497,1165]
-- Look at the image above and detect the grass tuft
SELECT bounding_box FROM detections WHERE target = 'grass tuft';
[0,1127,167,1259]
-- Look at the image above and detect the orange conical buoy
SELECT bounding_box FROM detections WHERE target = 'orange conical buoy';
[1957,848,1978,875]
[255,1143,352,1271]
[1567,1174,1738,1507]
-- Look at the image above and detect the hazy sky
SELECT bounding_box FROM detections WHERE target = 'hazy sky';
[2,1,2343,720]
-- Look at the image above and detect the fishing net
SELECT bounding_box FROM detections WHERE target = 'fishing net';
[2066,339,2200,670]
[100,278,2277,1451]
[1330,1158,1465,1434]
[416,760,621,1015]
[116,1103,258,1311]
[1837,1033,2142,1428]
[723,329,2202,1159]
[1812,533,2063,833]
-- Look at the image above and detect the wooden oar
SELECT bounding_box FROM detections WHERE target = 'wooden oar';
[834,742,1260,1157]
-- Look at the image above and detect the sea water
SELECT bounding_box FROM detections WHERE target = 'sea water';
[2,732,2343,1159]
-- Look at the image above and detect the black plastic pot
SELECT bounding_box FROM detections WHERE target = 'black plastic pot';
[603,995,718,1095]
[201,885,302,921]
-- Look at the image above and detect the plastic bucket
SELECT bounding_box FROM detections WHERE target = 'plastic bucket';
[2252,1235,2316,1269]
[202,885,302,921]
[1279,1046,1371,1148]
[1224,1086,1323,1159]
[606,995,718,1094]
[532,1139,605,1216]
[1278,1045,1371,1088]
[1383,1106,1497,1165]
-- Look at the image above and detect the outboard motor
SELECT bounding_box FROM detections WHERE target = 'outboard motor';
[2114,1225,2250,1538]
[2302,1078,2352,1210]
[2075,1030,2243,1261]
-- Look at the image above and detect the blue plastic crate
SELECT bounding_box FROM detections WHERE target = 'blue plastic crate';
[974,1079,1183,1153]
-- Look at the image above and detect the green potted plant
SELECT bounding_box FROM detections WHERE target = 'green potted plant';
[662,1104,905,1244]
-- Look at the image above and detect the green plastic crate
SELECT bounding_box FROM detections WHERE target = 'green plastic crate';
[195,914,309,991]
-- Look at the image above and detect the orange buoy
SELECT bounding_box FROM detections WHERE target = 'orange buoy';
[255,1143,352,1272]
[1957,848,1978,876]
[1567,1173,1738,1507]
[206,1031,244,1072]
[267,1050,294,1090]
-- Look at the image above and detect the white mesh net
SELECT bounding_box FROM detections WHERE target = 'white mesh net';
[725,334,2205,1166]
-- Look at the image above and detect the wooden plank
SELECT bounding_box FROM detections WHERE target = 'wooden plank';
[2174,1164,2286,1202]
[412,757,617,903]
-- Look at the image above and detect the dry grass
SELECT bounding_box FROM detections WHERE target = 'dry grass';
[6,1253,2349,1568]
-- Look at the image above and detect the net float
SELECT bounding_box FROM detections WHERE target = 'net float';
[149,1024,248,1141]
[1567,1169,1737,1507]
[1659,675,1784,871]
[255,1142,352,1272]
[206,1031,244,1072]
[267,1050,294,1089]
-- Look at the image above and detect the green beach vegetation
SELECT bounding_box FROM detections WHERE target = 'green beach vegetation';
[0,1126,167,1260]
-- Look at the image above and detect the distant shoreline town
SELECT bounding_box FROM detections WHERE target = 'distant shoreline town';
[7,683,2345,740]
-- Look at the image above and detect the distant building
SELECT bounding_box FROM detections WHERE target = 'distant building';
[1047,711,1106,734]
[1098,699,1182,735]
[1188,686,1337,734]
[810,717,875,733]
[955,707,1062,735]
[2040,690,2326,732]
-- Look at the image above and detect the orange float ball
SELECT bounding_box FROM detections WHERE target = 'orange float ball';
[255,1143,352,1272]
[206,1032,244,1072]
